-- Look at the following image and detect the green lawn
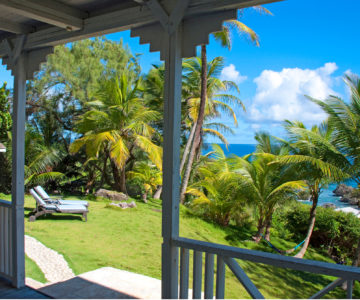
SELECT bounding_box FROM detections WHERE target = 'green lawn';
[25,255,46,283]
[2,193,357,298]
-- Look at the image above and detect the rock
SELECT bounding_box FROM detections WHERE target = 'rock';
[109,201,137,209]
[95,189,128,201]
[333,184,355,196]
[340,196,349,203]
[322,203,336,209]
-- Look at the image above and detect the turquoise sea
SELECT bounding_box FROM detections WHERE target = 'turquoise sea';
[203,143,357,209]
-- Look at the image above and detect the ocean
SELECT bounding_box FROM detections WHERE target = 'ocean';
[203,143,357,209]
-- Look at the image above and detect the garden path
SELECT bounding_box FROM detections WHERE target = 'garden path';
[25,235,75,283]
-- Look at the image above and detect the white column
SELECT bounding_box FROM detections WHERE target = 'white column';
[11,52,26,288]
[161,25,182,299]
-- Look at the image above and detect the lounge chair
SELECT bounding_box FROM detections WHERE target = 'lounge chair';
[29,189,88,222]
[34,185,89,207]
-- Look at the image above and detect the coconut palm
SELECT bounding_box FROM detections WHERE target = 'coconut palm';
[181,7,271,204]
[180,56,244,203]
[309,74,360,264]
[230,150,306,242]
[186,144,246,226]
[70,73,162,194]
[279,120,349,257]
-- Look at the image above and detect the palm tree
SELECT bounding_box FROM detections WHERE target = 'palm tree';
[70,73,162,194]
[231,150,306,242]
[186,144,246,226]
[127,161,162,203]
[181,7,271,204]
[180,56,244,203]
[279,120,349,258]
[309,74,360,264]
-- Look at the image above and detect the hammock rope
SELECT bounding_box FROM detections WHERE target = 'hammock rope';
[260,233,306,255]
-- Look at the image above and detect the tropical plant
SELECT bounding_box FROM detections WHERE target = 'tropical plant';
[186,144,246,226]
[279,120,349,257]
[309,74,360,265]
[180,56,244,203]
[0,83,11,141]
[231,149,306,242]
[127,162,162,203]
[69,73,162,194]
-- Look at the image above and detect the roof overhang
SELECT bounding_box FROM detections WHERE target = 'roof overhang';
[0,0,281,59]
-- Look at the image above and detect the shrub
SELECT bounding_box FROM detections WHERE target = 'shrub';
[275,202,360,262]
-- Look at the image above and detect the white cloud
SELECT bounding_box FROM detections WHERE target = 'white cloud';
[248,63,339,125]
[220,64,247,84]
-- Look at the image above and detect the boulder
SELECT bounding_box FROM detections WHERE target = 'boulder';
[322,203,336,209]
[333,184,355,196]
[109,201,137,209]
[95,189,128,201]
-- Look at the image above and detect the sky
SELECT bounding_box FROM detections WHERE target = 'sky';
[1,0,359,144]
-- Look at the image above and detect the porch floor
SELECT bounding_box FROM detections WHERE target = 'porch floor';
[0,277,50,299]
[37,267,160,299]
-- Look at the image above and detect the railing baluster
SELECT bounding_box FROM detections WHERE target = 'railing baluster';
[180,248,189,299]
[193,250,202,299]
[205,253,214,299]
[0,207,4,274]
[347,280,353,299]
[216,256,225,299]
[4,207,9,275]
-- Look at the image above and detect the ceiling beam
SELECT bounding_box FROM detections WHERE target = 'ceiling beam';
[0,20,30,34]
[0,0,88,31]
[0,0,281,57]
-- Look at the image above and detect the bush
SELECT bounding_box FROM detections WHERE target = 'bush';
[274,202,360,262]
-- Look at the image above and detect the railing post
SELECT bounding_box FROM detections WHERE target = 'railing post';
[216,256,226,299]
[347,280,353,299]
[161,20,183,299]
[11,51,27,288]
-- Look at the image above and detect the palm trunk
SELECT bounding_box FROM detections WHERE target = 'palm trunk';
[180,44,207,204]
[142,192,148,203]
[253,216,265,243]
[295,192,319,258]
[153,186,162,199]
[99,153,108,188]
[264,215,272,241]
[111,161,127,194]
[119,167,127,194]
[180,123,196,174]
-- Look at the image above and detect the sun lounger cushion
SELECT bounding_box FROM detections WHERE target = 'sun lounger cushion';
[58,200,89,206]
[29,189,47,206]
[56,204,87,212]
[35,186,89,207]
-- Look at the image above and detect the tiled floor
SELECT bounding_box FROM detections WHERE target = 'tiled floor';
[0,277,50,299]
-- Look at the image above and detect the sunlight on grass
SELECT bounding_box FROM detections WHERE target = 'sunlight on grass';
[25,255,46,284]
[19,194,359,299]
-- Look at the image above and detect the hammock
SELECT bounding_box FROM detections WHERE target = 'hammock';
[260,233,306,255]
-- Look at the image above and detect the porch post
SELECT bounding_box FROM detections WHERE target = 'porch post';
[11,51,27,288]
[161,24,182,299]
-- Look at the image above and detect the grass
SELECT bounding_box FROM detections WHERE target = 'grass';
[25,255,46,283]
[1,192,357,298]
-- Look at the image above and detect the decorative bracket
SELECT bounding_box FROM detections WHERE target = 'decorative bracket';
[1,35,53,80]
[131,6,237,60]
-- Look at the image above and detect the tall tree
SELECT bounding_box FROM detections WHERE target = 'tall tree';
[279,120,349,257]
[0,83,11,141]
[181,7,271,203]
[70,74,162,193]
[310,74,360,264]
[180,57,244,203]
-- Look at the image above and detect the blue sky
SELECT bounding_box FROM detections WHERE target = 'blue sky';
[1,0,359,144]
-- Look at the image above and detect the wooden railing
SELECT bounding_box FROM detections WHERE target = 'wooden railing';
[173,237,360,299]
[0,199,13,281]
